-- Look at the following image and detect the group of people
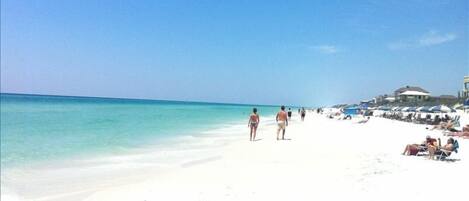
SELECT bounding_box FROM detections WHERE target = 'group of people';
[247,106,307,141]
[431,116,468,139]
[402,135,457,160]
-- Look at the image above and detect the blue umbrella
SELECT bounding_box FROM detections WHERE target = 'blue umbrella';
[417,106,432,112]
[401,107,410,112]
[406,107,417,112]
[378,106,391,111]
[360,103,369,109]
[344,107,360,115]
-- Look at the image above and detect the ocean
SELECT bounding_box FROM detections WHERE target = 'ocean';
[0,93,279,169]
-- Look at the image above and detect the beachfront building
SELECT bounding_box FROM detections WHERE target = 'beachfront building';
[394,86,430,102]
[373,94,395,104]
[464,76,469,98]
[385,96,396,102]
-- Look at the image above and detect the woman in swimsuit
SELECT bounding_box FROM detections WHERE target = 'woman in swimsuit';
[248,108,260,141]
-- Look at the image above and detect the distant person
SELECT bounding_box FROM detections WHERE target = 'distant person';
[276,106,288,140]
[300,107,306,121]
[298,108,301,114]
[431,120,454,131]
[287,108,292,120]
[248,108,260,141]
[356,116,370,124]
[445,125,469,138]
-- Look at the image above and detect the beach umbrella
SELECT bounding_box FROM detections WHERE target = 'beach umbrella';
[407,107,417,112]
[359,103,369,109]
[430,105,456,113]
[377,106,390,111]
[453,104,463,110]
[417,106,432,112]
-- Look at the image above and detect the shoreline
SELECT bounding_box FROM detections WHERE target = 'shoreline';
[1,115,282,201]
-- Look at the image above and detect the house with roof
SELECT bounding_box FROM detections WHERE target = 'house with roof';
[394,86,430,102]
[373,94,395,104]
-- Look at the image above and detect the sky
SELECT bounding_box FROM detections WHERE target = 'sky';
[1,0,468,106]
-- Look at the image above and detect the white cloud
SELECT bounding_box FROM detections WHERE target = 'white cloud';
[388,30,457,50]
[418,31,457,46]
[311,45,339,54]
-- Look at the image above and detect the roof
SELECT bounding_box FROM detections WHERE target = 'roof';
[399,91,430,96]
[395,86,429,94]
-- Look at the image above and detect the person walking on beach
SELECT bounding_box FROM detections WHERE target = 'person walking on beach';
[276,106,288,140]
[248,108,260,141]
[287,108,292,120]
[300,107,306,121]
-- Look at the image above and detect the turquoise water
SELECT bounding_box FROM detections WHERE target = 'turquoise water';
[0,93,278,168]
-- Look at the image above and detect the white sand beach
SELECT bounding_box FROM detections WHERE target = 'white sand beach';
[5,111,466,201]
[1,111,467,201]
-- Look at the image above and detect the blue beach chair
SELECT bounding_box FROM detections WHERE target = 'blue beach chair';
[436,140,459,161]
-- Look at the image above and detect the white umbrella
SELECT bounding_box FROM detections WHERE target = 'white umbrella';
[430,105,456,113]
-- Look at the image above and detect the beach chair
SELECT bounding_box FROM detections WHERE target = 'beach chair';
[432,115,441,125]
[425,114,432,125]
[406,113,413,122]
[414,113,423,124]
[452,115,460,128]
[436,140,459,161]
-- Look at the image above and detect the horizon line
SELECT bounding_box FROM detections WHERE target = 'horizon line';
[0,92,307,108]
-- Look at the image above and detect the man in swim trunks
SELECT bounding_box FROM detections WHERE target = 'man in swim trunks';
[276,106,288,140]
[287,108,292,120]
[248,108,260,141]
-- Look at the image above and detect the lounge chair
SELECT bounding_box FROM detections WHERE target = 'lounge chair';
[435,140,459,161]
[415,113,425,124]
[432,115,441,125]
[452,115,460,128]
[425,114,432,125]
[406,113,413,122]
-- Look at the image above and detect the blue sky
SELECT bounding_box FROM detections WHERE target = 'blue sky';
[1,0,468,106]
